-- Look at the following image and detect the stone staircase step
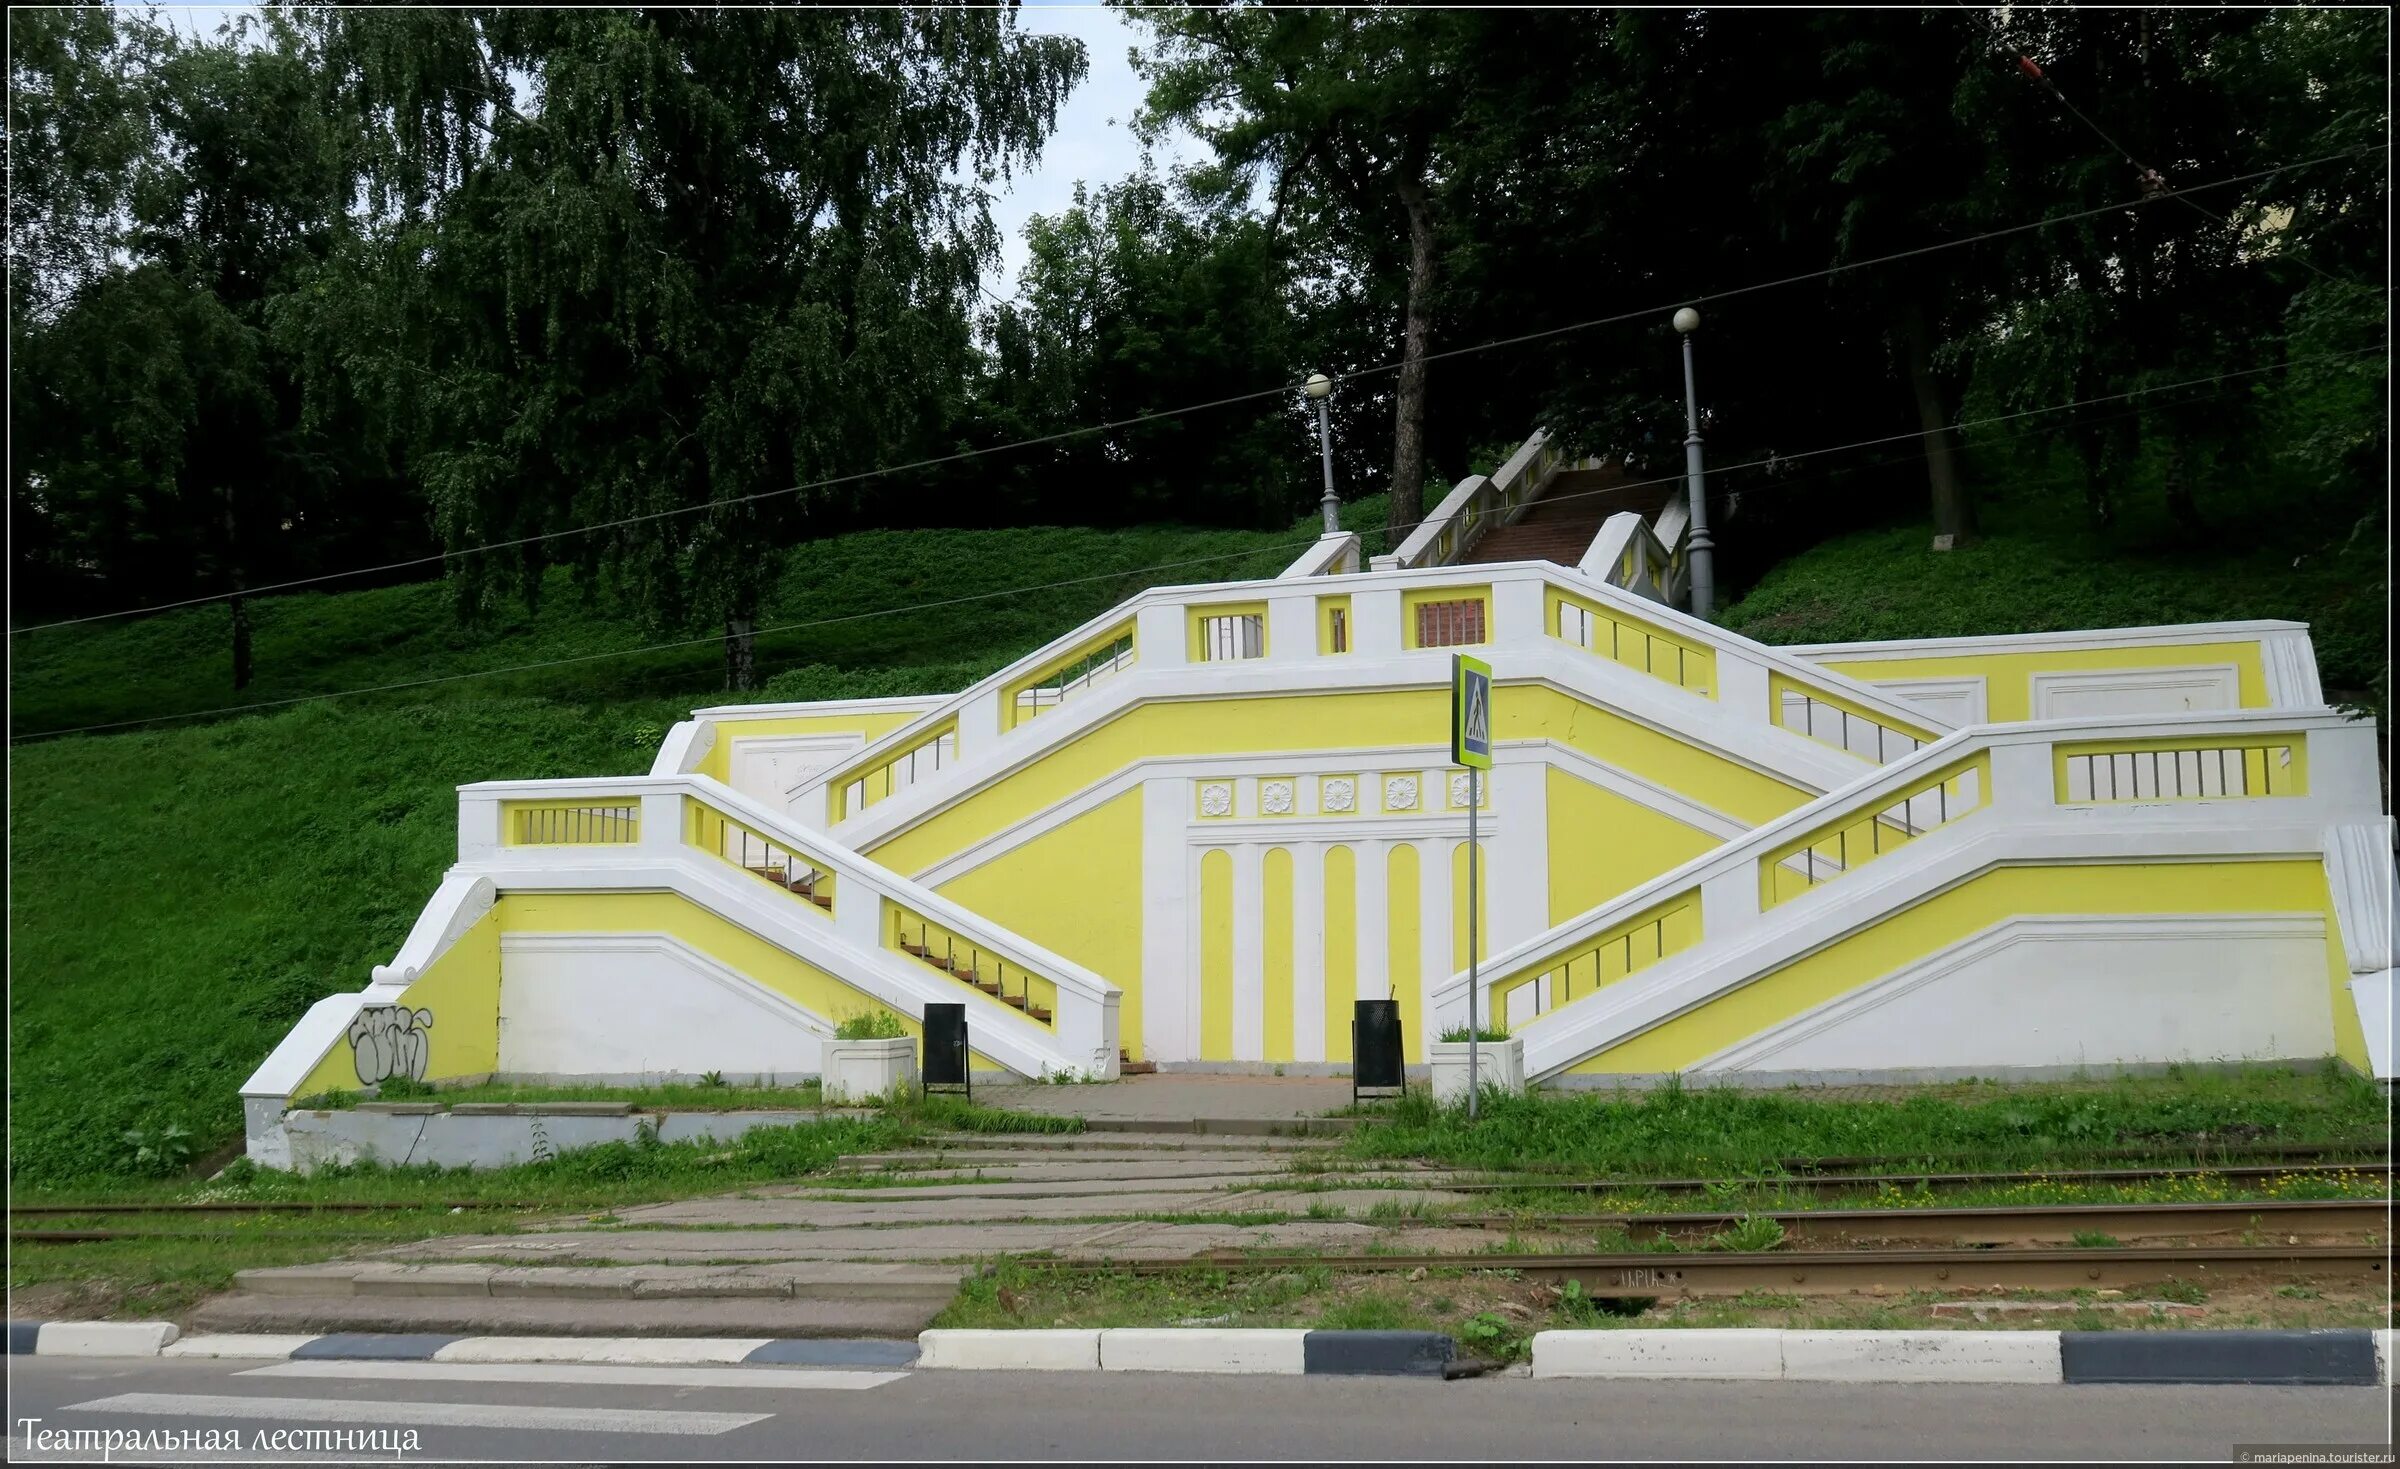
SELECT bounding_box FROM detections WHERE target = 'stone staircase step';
[231,1260,962,1304]
[907,1129,1343,1151]
[190,1293,944,1340]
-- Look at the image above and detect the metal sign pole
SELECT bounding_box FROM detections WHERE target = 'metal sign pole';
[1450,651,1493,1123]
[1467,764,1480,1120]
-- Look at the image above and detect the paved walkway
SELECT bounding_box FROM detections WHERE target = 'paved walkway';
[206,1127,1485,1336]
[974,1073,1353,1122]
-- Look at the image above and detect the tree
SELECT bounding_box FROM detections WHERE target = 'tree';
[967,176,1315,529]
[11,10,362,682]
[298,8,1085,688]
[1127,5,1470,539]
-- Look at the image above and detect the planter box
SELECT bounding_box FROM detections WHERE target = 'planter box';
[823,1036,918,1104]
[1430,1037,1524,1105]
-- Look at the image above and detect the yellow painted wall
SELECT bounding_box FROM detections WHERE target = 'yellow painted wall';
[1263,848,1295,1061]
[871,685,1808,880]
[1200,850,1234,1059]
[1570,860,2330,1074]
[295,909,504,1097]
[501,891,1009,1072]
[933,788,1146,1060]
[694,709,928,784]
[1323,846,1357,1062]
[1816,643,2271,725]
[1508,687,1810,828]
[1545,767,1724,926]
[1388,844,1423,1061]
[2322,889,2370,1073]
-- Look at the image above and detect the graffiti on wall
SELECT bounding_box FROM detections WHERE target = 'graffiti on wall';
[350,1005,435,1086]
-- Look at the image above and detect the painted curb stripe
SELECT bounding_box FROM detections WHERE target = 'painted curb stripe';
[1301,1330,1456,1376]
[2061,1329,2378,1386]
[289,1332,462,1361]
[745,1338,920,1367]
[7,1322,39,1356]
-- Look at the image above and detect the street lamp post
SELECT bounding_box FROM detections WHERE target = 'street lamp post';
[1673,308,1717,619]
[1305,372,1339,534]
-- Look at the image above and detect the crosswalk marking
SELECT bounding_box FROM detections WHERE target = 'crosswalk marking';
[60,1392,770,1437]
[246,1360,907,1391]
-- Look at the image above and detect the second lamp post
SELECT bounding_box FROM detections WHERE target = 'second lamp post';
[1305,372,1340,534]
[1673,308,1718,619]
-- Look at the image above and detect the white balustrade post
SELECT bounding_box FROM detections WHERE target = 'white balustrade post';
[1053,986,1122,1081]
[1265,592,1317,665]
[956,688,1003,760]
[1350,587,1405,658]
[1699,860,1762,946]
[639,788,688,856]
[2307,720,2384,820]
[1987,740,2055,818]
[1718,652,1775,727]
[1136,602,1188,672]
[834,880,885,951]
[457,791,506,863]
[1491,576,1546,651]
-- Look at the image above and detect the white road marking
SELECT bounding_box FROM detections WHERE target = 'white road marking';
[58,1392,770,1437]
[245,1360,906,1391]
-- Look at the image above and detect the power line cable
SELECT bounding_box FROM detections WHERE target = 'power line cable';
[584,369,2301,707]
[13,345,2370,743]
[1954,3,2361,287]
[13,144,2377,637]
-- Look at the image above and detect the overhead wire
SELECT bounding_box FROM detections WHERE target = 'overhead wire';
[13,144,2379,637]
[12,344,2373,744]
[1953,3,2363,288]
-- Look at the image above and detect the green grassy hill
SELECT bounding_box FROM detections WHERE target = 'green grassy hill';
[1721,479,2388,711]
[9,511,1370,1186]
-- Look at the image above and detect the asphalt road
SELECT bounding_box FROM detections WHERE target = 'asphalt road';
[5,1356,2391,1462]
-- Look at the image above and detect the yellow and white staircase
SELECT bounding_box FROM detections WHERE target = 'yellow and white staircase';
[244,431,2395,1159]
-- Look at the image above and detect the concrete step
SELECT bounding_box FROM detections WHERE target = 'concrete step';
[909,1129,1344,1150]
[231,1260,963,1303]
[190,1293,944,1340]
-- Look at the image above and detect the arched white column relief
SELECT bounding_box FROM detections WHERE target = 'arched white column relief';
[1233,843,1266,1062]
[1356,838,1391,1002]
[1293,843,1328,1062]
[1419,838,1452,1042]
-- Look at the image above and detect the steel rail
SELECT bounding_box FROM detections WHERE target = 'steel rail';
[1426,1197,2391,1245]
[1041,1245,2387,1297]
[1447,1161,2388,1196]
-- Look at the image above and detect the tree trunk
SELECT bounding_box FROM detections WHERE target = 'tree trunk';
[229,596,253,691]
[724,613,758,692]
[1388,174,1438,542]
[221,491,252,690]
[1895,297,1974,544]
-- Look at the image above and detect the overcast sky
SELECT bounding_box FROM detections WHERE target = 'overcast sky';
[144,2,1191,297]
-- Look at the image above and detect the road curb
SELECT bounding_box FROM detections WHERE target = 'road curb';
[1534,1329,2389,1385]
[12,1326,916,1369]
[2059,1330,2380,1386]
[10,1321,180,1357]
[17,1322,2391,1384]
[917,1328,1457,1375]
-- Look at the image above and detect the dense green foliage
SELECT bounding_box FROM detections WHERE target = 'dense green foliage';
[15,8,2383,690]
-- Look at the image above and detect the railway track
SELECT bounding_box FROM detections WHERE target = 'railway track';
[1049,1242,2389,1297]
[1448,1160,2389,1197]
[1430,1197,2391,1245]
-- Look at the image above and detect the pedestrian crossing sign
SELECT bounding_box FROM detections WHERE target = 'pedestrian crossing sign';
[1451,654,1492,770]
